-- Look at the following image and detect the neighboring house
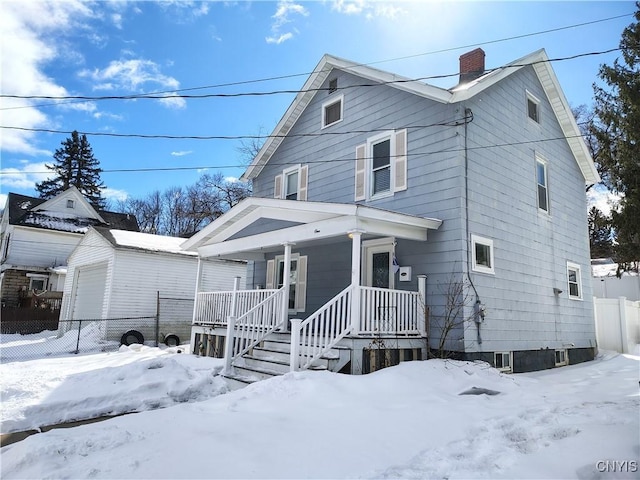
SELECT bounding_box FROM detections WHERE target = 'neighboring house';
[0,188,138,320]
[591,258,640,301]
[59,227,246,345]
[183,47,600,385]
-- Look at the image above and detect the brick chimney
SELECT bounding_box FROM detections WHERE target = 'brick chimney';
[459,48,485,84]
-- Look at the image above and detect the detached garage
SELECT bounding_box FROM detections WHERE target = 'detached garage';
[59,226,246,345]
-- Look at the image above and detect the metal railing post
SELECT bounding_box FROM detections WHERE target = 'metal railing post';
[290,318,302,372]
[75,320,82,354]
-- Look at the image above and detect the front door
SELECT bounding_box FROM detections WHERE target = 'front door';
[363,239,395,289]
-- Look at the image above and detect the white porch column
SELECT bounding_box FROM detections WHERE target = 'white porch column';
[223,277,242,374]
[417,275,427,337]
[191,257,204,325]
[280,242,294,332]
[349,231,362,336]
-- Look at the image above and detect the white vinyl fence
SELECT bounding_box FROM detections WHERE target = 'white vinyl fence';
[593,297,640,354]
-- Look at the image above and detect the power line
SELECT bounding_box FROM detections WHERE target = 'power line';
[0,117,469,141]
[0,11,631,111]
[0,48,620,103]
[0,132,593,176]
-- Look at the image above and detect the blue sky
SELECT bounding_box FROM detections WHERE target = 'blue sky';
[0,1,635,211]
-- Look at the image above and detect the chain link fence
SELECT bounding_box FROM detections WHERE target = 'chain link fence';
[1,295,194,363]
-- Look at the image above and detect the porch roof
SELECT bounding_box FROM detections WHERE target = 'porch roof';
[181,198,442,260]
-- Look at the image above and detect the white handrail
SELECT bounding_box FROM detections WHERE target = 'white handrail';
[359,286,421,335]
[229,287,285,363]
[193,289,278,325]
[292,285,353,371]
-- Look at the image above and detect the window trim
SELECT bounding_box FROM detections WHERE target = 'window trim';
[283,165,300,201]
[567,262,583,300]
[535,155,550,214]
[526,90,541,124]
[471,234,495,275]
[367,130,395,200]
[27,273,48,291]
[494,352,512,373]
[272,253,307,313]
[66,199,75,209]
[321,94,344,129]
[555,349,568,367]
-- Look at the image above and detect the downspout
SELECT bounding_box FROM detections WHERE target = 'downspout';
[463,108,483,345]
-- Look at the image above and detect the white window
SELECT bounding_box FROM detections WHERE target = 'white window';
[27,273,48,291]
[355,129,407,201]
[321,94,343,128]
[266,254,308,312]
[555,349,568,366]
[494,352,512,373]
[471,235,495,275]
[66,199,75,209]
[1,233,10,261]
[526,91,540,123]
[536,157,549,213]
[274,165,308,201]
[567,262,582,300]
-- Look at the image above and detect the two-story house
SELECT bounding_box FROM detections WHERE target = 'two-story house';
[183,48,599,385]
[1,187,138,324]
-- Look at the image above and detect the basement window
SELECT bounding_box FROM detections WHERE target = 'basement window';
[555,349,568,366]
[494,352,512,373]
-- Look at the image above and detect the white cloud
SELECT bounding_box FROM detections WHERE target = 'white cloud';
[111,13,123,30]
[0,161,53,191]
[102,187,129,202]
[171,151,193,157]
[330,0,405,19]
[266,1,308,44]
[78,59,186,109]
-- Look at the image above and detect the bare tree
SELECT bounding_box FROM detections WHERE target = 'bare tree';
[426,273,478,359]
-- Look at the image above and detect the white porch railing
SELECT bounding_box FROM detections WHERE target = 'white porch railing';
[291,285,354,371]
[359,286,422,335]
[291,285,422,371]
[226,287,285,370]
[193,289,278,325]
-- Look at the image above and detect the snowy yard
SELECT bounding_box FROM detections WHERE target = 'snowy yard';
[0,333,638,479]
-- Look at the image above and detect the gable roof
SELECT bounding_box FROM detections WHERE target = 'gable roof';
[242,49,599,185]
[4,190,139,233]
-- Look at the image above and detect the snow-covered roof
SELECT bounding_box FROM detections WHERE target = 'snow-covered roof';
[94,227,196,256]
[591,259,639,277]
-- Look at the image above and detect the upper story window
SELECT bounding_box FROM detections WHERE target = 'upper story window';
[567,262,582,300]
[471,234,495,275]
[328,78,338,94]
[355,129,407,201]
[322,94,343,128]
[66,199,75,209]
[526,91,540,123]
[274,165,308,201]
[536,156,549,213]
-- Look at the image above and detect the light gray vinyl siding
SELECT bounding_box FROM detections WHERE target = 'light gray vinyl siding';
[462,65,594,352]
[7,227,81,268]
[248,62,594,355]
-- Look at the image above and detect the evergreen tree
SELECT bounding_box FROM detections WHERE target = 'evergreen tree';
[35,131,107,209]
[591,4,640,274]
[588,207,613,259]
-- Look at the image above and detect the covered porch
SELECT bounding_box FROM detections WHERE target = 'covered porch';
[182,198,442,375]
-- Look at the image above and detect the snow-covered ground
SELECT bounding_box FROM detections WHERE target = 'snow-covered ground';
[1,333,638,479]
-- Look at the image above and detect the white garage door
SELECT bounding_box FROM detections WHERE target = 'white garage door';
[72,264,107,320]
